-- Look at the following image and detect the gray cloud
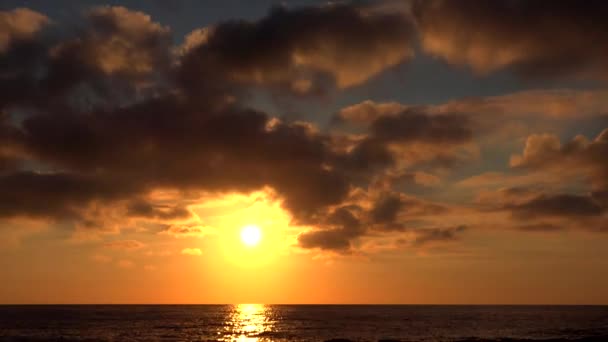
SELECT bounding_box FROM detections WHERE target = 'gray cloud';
[297,206,364,251]
[509,194,605,219]
[179,3,415,94]
[413,0,608,80]
[412,225,467,246]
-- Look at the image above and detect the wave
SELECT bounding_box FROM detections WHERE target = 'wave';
[2,336,608,342]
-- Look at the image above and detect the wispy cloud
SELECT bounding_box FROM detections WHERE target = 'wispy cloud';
[181,248,202,256]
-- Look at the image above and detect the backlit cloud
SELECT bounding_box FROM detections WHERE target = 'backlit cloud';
[413,0,608,80]
[179,3,415,93]
[103,240,145,249]
[0,8,48,52]
[181,248,202,256]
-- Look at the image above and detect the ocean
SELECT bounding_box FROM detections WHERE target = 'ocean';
[0,305,607,341]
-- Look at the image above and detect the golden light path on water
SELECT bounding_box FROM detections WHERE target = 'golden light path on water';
[222,304,275,341]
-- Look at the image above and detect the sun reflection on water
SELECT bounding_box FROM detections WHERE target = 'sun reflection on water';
[222,304,274,341]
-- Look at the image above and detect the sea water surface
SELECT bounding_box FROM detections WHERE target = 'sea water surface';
[1,305,607,341]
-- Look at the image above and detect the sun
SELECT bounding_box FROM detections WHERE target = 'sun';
[240,225,262,247]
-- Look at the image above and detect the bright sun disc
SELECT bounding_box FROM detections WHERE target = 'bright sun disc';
[240,225,261,247]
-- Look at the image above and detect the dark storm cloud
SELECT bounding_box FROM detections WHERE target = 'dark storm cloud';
[413,0,608,80]
[178,3,415,94]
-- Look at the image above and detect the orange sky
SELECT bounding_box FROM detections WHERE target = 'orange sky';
[2,190,607,304]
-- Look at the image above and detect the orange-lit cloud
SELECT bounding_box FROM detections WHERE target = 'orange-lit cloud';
[103,240,145,250]
[0,8,48,52]
[181,248,202,256]
[117,259,135,268]
[413,0,608,80]
[91,254,112,263]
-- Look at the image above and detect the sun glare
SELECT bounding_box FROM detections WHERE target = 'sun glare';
[240,225,262,247]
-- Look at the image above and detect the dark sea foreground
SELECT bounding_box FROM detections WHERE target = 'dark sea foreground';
[0,305,607,342]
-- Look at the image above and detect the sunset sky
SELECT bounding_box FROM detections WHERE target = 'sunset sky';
[1,0,607,304]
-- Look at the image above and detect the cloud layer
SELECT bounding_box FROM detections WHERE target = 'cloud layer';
[1,2,607,255]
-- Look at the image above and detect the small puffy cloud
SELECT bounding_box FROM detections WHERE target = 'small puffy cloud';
[181,247,202,256]
[144,264,157,271]
[0,8,49,52]
[117,259,134,268]
[126,200,192,221]
[144,250,172,257]
[91,253,112,263]
[334,100,407,125]
[412,226,467,247]
[509,134,562,168]
[160,224,213,238]
[510,129,608,189]
[177,27,211,55]
[103,239,145,249]
[53,6,171,77]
